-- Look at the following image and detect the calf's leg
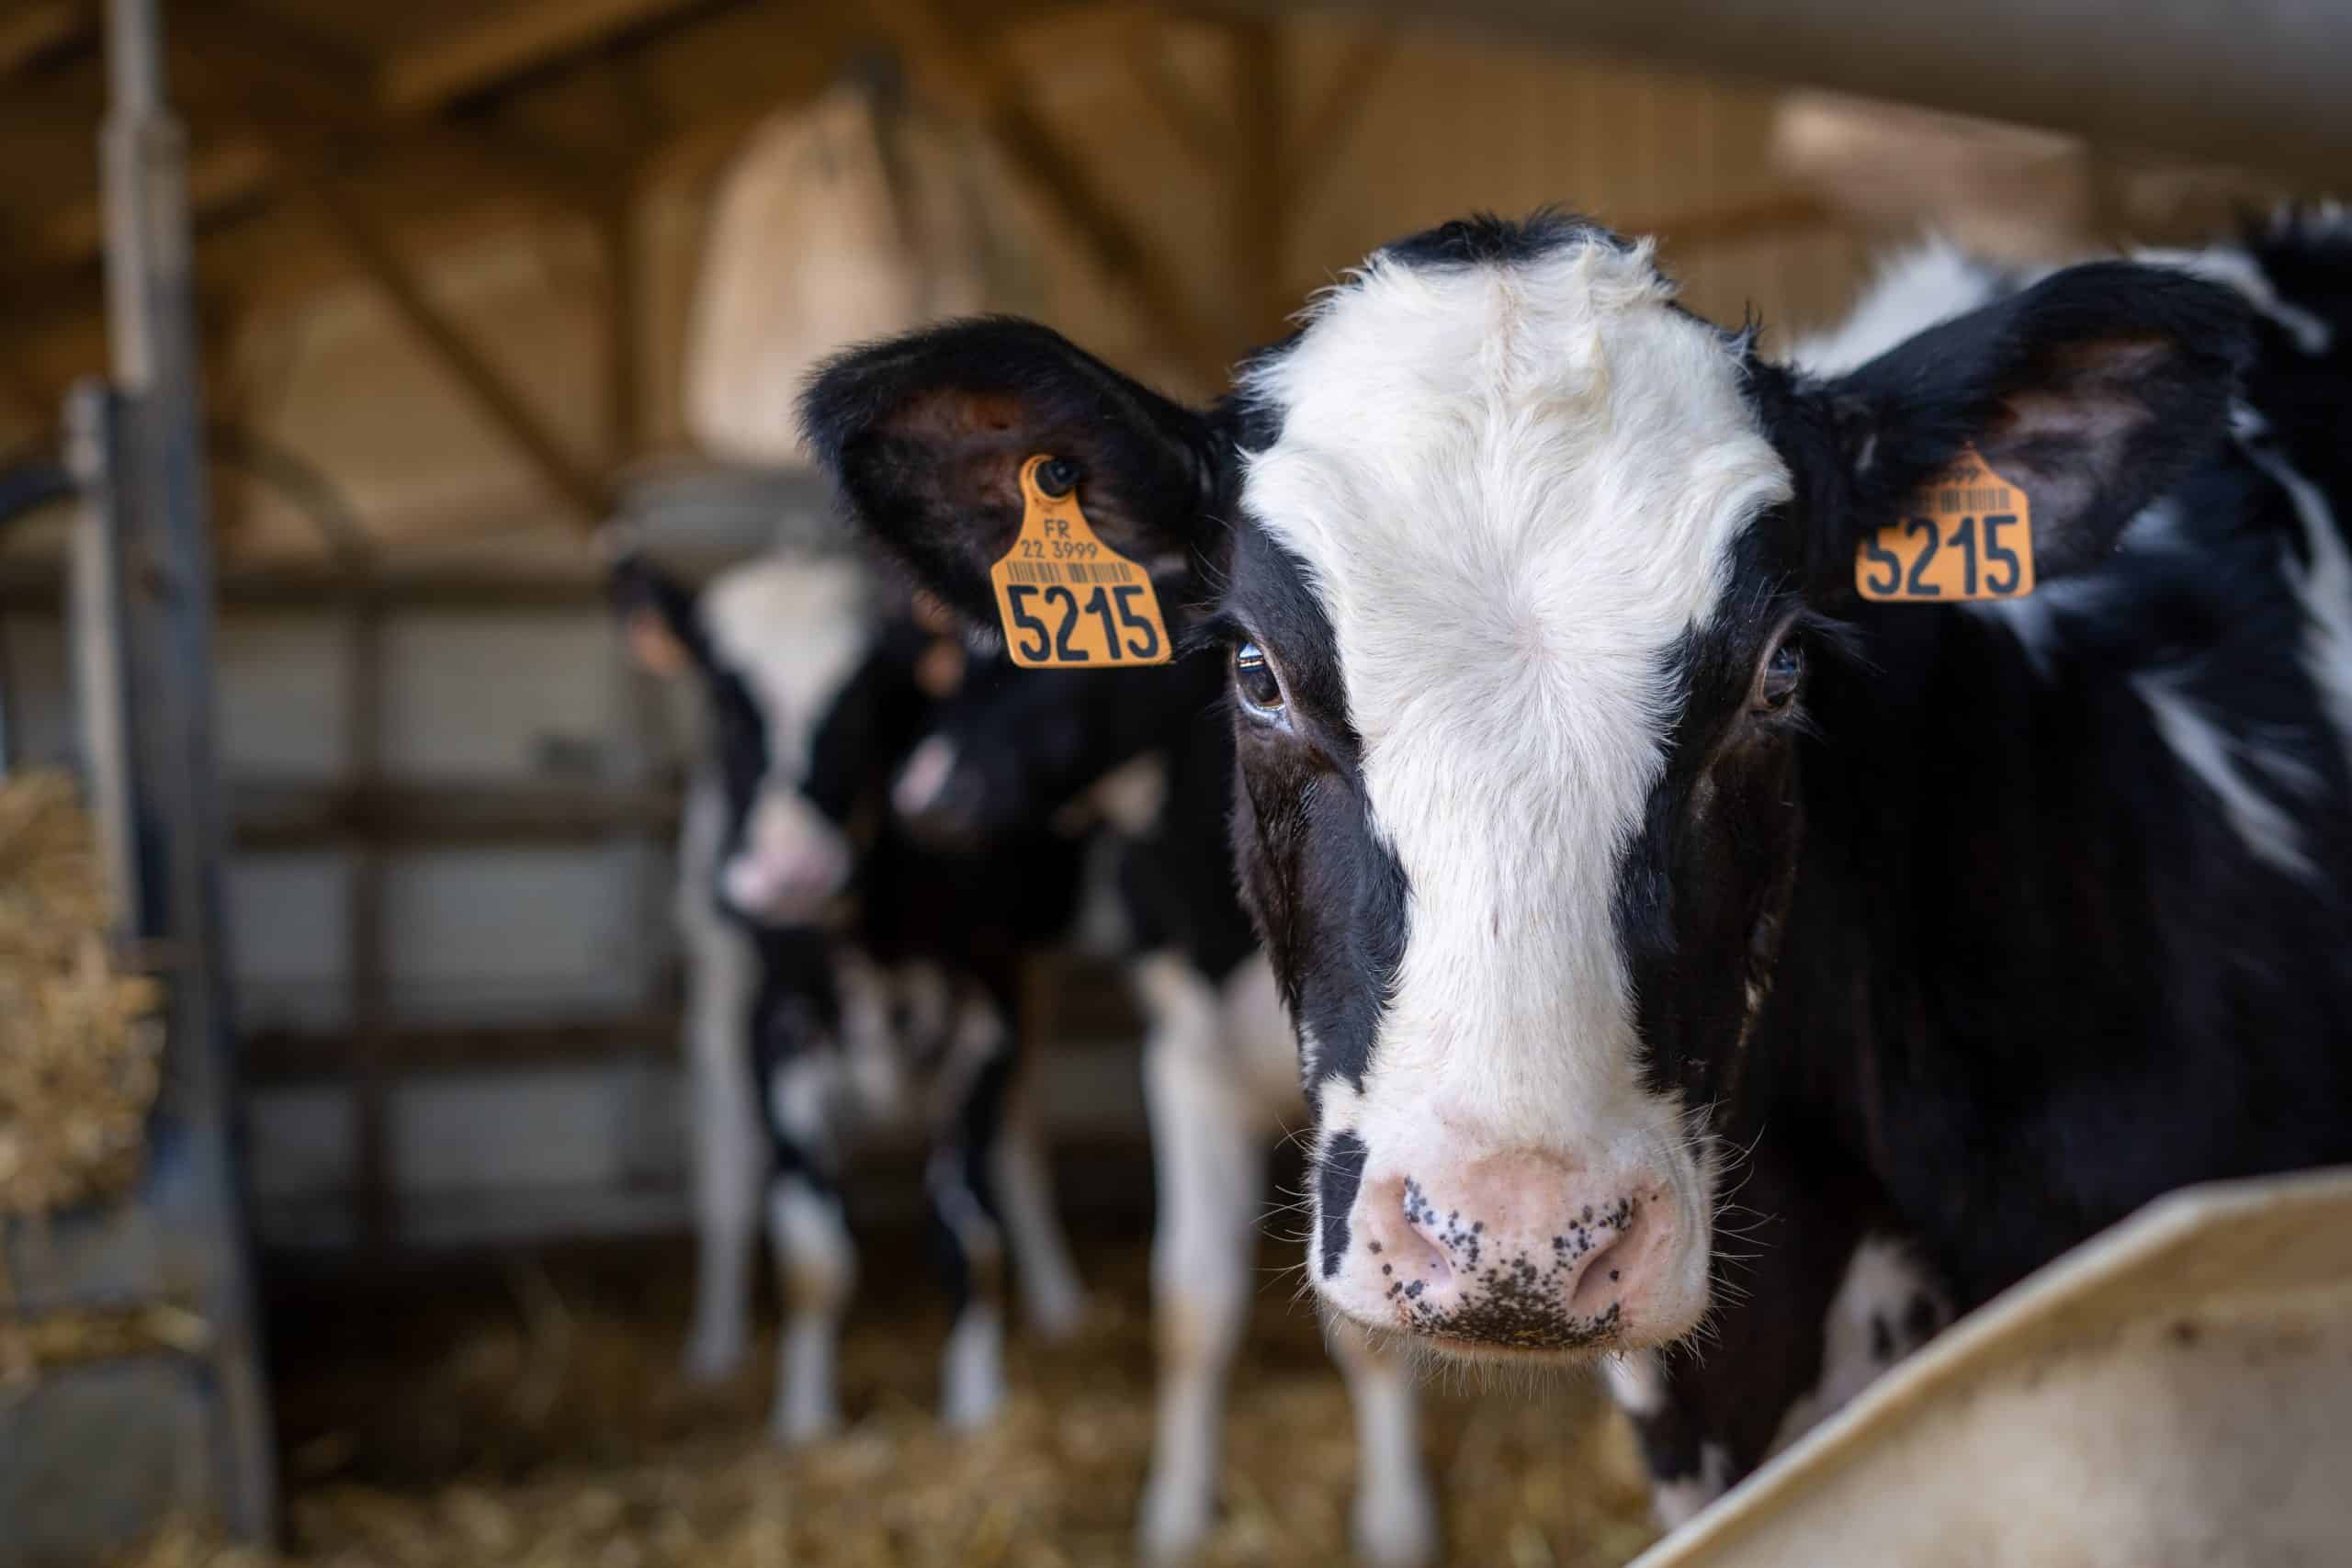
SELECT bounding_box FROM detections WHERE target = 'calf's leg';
[766,1162,854,1444]
[1134,953,1267,1564]
[991,1077,1088,1340]
[932,995,1018,1429]
[1326,1318,1439,1568]
[682,917,764,1383]
[762,1047,854,1445]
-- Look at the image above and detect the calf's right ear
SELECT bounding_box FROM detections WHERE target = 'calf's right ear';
[799,319,1227,635]
[607,552,702,678]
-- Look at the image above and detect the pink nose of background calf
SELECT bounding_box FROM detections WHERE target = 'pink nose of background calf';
[721,840,849,925]
[1356,1155,1666,1348]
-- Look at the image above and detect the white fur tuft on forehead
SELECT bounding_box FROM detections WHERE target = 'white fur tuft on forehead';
[1241,230,1787,1175]
[1243,238,1787,661]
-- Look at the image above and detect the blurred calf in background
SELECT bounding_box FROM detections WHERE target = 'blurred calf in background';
[612,545,1087,1440]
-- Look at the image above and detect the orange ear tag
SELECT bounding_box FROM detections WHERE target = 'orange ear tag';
[989,455,1173,668]
[1856,446,2036,603]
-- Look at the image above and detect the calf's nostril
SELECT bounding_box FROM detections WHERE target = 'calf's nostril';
[1565,1226,1629,1309]
[1563,1198,1647,1310]
[1372,1228,1453,1297]
[1349,1178,1456,1297]
[1391,1184,1464,1285]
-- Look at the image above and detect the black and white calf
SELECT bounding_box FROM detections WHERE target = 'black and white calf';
[802,209,2352,1517]
[889,654,1438,1564]
[615,547,1086,1440]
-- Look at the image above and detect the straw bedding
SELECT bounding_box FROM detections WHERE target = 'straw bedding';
[0,771,163,1221]
[117,1241,1660,1567]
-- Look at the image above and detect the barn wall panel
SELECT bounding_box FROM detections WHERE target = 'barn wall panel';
[224,851,356,1034]
[381,846,644,1023]
[378,614,622,780]
[215,615,349,779]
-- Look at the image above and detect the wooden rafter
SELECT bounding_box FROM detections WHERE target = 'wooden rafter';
[39,135,273,260]
[5,0,916,360]
[1114,16,1392,347]
[0,359,56,433]
[4,49,598,299]
[871,0,1230,386]
[379,0,708,114]
[175,1,616,218]
[1122,15,1231,169]
[0,1,88,77]
[601,196,644,464]
[268,145,607,525]
[1286,30,1395,211]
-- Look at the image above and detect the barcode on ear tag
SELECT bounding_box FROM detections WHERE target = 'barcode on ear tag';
[1856,446,2036,602]
[989,455,1173,668]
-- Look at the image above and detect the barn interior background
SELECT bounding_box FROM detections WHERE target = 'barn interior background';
[0,0,2336,1564]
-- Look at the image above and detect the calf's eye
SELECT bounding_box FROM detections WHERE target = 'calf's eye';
[1752,639,1804,716]
[1233,640,1286,716]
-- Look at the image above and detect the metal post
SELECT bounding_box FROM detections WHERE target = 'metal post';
[67,384,137,924]
[96,0,278,1540]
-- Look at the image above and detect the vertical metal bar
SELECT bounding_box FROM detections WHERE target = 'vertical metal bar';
[99,0,278,1540]
[66,385,139,926]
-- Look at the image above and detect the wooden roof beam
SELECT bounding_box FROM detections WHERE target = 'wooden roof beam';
[1121,15,1232,169]
[175,2,616,218]
[1286,30,1395,212]
[264,144,608,526]
[37,134,274,260]
[871,0,1230,387]
[0,352,59,433]
[379,0,709,115]
[0,2,90,78]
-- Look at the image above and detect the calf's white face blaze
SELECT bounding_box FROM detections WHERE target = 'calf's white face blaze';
[698,558,872,922]
[1243,237,1790,1352]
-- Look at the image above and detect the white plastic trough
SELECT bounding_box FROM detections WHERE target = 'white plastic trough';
[1635,1166,2352,1568]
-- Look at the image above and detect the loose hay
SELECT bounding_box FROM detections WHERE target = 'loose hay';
[0,770,164,1218]
[115,1244,1660,1568]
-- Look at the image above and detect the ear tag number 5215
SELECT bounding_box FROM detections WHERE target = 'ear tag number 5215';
[1857,446,2036,603]
[989,455,1173,669]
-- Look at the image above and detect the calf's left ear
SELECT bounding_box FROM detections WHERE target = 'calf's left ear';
[799,318,1227,637]
[1809,262,2255,593]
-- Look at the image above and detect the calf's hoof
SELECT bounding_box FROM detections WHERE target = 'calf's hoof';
[940,1312,1007,1431]
[768,1396,842,1449]
[1353,1480,1440,1568]
[1135,1482,1213,1567]
[1024,1281,1089,1344]
[680,1328,748,1387]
